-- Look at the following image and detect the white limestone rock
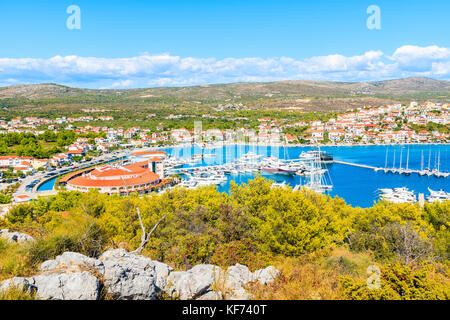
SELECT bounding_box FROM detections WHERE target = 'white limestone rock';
[0,229,35,244]
[196,290,223,300]
[152,260,173,292]
[0,277,36,294]
[254,266,281,285]
[99,249,159,300]
[225,264,255,291]
[39,252,105,274]
[167,264,222,300]
[31,272,100,300]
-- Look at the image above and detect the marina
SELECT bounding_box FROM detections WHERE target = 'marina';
[162,149,334,194]
[35,144,449,208]
[157,144,450,208]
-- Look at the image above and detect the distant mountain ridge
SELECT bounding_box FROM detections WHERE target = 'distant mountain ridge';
[0,77,449,100]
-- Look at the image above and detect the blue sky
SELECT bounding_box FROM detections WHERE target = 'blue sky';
[0,0,449,88]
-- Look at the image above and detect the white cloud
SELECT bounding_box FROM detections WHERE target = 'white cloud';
[109,79,133,89]
[0,45,449,88]
[389,45,450,72]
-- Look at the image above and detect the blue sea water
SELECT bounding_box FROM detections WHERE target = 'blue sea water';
[161,144,450,208]
[37,177,57,192]
[38,144,449,208]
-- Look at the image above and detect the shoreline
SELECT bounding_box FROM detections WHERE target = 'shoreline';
[143,141,449,151]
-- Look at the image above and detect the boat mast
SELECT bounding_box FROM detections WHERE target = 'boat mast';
[438,151,440,172]
[385,149,388,169]
[406,148,409,171]
[392,150,396,169]
[421,150,424,171]
[428,149,431,170]
[434,152,437,170]
[399,149,403,170]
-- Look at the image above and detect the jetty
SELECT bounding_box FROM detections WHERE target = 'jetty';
[333,160,449,178]
[333,161,378,170]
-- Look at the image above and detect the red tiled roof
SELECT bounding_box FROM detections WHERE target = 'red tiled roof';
[69,171,159,188]
[67,161,160,188]
[130,151,167,156]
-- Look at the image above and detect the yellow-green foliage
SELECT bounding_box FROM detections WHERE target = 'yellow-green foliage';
[0,177,448,299]
[1,210,108,278]
[248,249,373,300]
[26,212,108,267]
[340,262,450,300]
[0,240,33,281]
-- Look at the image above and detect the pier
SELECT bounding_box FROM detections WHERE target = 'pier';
[333,160,449,178]
[333,161,378,170]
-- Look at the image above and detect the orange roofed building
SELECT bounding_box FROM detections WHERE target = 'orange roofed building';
[130,150,168,159]
[66,159,163,195]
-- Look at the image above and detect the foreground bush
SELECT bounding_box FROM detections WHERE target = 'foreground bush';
[0,177,448,299]
[340,262,450,300]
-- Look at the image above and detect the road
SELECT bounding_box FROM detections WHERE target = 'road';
[13,151,130,198]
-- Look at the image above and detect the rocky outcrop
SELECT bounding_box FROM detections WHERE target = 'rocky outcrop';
[254,266,281,285]
[0,273,100,300]
[0,277,35,294]
[0,249,280,300]
[31,272,100,300]
[0,229,35,244]
[166,263,281,300]
[167,264,222,300]
[99,249,162,300]
[39,252,105,274]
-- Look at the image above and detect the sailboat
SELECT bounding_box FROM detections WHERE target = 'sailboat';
[384,148,389,173]
[303,147,333,194]
[390,150,396,173]
[434,151,445,178]
[426,149,433,176]
[404,148,412,176]
[396,148,404,174]
[419,150,427,176]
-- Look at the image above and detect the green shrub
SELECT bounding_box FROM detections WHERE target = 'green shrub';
[210,239,268,271]
[27,220,108,267]
[6,204,35,224]
[339,262,450,300]
[0,238,8,253]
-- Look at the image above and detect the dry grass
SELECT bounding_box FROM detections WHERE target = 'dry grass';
[248,248,374,300]
[0,240,35,281]
[249,257,342,300]
[0,286,36,300]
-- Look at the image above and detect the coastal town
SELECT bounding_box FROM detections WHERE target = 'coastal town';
[1,101,449,150]
[0,100,447,210]
[1,1,449,304]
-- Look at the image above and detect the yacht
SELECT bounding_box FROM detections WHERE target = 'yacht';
[378,187,417,204]
[261,157,297,175]
[210,173,227,185]
[427,188,450,203]
[178,180,198,189]
[299,150,333,162]
[271,181,287,189]
[239,152,264,163]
